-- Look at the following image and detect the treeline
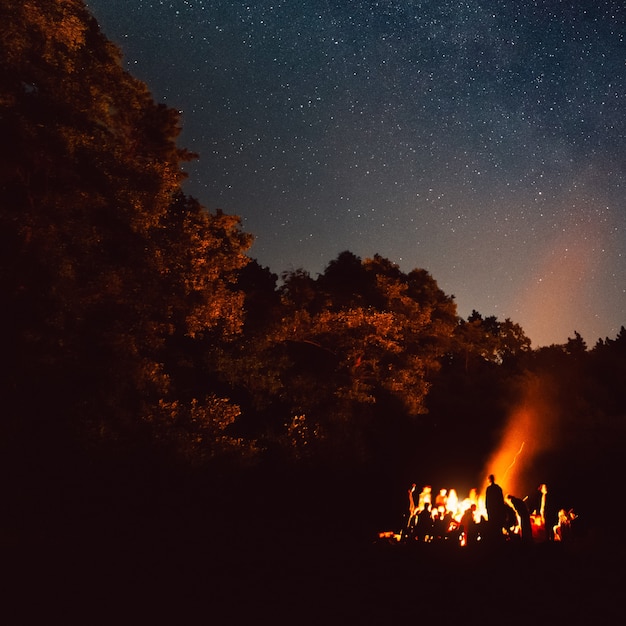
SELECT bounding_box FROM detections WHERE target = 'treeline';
[2,1,625,529]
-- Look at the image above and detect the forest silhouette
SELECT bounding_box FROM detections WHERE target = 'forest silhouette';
[2,1,625,621]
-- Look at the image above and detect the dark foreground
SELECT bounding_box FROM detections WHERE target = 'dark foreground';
[4,516,622,624]
[2,465,621,624]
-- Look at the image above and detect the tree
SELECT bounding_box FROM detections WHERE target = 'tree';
[0,0,252,461]
[229,252,458,467]
[452,311,531,372]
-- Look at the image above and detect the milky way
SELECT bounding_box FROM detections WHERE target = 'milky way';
[84,0,625,346]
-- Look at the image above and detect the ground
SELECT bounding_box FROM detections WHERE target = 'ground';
[2,466,620,624]
[4,517,622,624]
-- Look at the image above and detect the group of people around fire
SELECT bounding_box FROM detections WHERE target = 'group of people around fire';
[402,475,578,546]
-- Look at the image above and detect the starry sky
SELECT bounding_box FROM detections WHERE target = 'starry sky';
[84,0,625,347]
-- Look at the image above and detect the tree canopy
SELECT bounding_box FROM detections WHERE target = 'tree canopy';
[2,2,625,529]
[1,0,252,462]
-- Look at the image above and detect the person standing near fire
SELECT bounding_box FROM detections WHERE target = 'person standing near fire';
[418,485,432,510]
[415,501,434,542]
[461,503,479,545]
[537,483,554,540]
[434,488,448,511]
[485,474,507,542]
[507,494,533,544]
[406,484,418,537]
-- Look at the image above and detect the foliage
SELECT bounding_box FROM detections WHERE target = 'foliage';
[219,251,459,467]
[3,1,625,499]
[452,310,532,371]
[0,0,251,462]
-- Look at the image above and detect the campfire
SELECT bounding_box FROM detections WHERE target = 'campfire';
[400,483,490,546]
[380,384,579,546]
[379,481,577,546]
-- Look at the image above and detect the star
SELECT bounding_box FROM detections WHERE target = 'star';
[85,0,626,346]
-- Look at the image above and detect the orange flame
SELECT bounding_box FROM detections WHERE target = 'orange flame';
[481,372,559,498]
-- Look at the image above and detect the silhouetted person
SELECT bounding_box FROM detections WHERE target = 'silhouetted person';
[504,502,518,536]
[537,483,555,540]
[538,483,548,522]
[507,494,533,544]
[432,508,447,541]
[554,508,578,542]
[434,488,448,511]
[417,485,432,511]
[485,474,506,542]
[415,504,433,542]
[443,510,456,540]
[461,504,478,545]
[406,483,418,536]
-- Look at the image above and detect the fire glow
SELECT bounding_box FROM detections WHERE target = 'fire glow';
[382,375,567,545]
[389,478,549,546]
[481,372,558,498]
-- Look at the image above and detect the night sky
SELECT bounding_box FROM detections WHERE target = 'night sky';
[84,0,625,347]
